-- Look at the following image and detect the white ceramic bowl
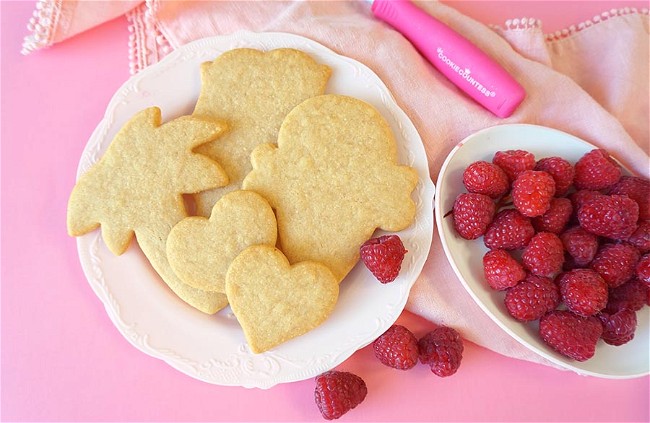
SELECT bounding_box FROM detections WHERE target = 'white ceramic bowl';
[435,123,649,379]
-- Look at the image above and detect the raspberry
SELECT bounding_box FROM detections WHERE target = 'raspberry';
[418,327,464,377]
[511,170,556,217]
[504,275,559,321]
[532,197,573,234]
[462,160,510,198]
[574,149,622,190]
[607,278,648,312]
[522,232,564,278]
[628,221,650,253]
[558,269,608,316]
[590,242,640,288]
[560,226,599,267]
[482,249,526,290]
[636,253,650,285]
[578,194,639,240]
[372,325,419,370]
[493,149,536,182]
[608,176,650,220]
[598,308,637,346]
[452,193,496,240]
[360,235,407,283]
[484,209,535,250]
[314,371,367,420]
[535,156,575,196]
[539,310,603,361]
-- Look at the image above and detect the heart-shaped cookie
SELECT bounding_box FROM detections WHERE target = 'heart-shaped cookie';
[225,245,339,354]
[166,190,277,293]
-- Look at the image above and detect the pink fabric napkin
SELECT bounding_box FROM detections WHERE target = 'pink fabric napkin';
[20,0,140,55]
[25,1,649,366]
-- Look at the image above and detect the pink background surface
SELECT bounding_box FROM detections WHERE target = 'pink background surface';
[2,1,649,421]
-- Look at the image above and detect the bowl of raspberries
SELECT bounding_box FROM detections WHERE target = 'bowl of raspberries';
[435,123,649,378]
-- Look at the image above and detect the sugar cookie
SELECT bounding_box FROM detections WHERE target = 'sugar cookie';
[225,245,339,354]
[67,107,230,313]
[167,190,277,293]
[243,94,418,281]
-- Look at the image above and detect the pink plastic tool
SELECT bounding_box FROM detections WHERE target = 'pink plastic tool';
[369,0,526,117]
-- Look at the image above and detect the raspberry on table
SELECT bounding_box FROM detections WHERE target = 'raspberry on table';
[484,209,535,250]
[607,278,648,312]
[558,269,608,317]
[418,326,464,377]
[372,325,419,370]
[522,232,564,278]
[573,149,622,190]
[590,242,640,288]
[504,274,559,321]
[598,308,637,346]
[452,193,496,240]
[493,149,536,182]
[462,160,510,199]
[608,176,650,220]
[636,253,650,285]
[511,170,556,217]
[483,249,526,290]
[627,221,650,253]
[560,226,600,267]
[360,235,407,283]
[535,156,575,196]
[314,371,367,420]
[539,310,603,361]
[578,194,639,240]
[532,197,573,234]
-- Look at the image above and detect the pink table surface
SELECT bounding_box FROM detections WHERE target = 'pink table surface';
[2,1,649,421]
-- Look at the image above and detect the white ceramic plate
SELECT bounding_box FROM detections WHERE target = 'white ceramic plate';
[435,123,649,379]
[75,32,435,388]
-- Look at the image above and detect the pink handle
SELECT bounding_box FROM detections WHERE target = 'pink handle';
[371,0,526,118]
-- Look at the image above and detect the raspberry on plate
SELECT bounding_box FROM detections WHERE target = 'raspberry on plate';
[573,149,622,190]
[607,278,648,312]
[522,232,564,278]
[539,310,603,361]
[314,371,367,420]
[493,149,536,182]
[532,197,573,234]
[452,193,496,240]
[504,274,559,321]
[534,156,575,196]
[578,194,639,240]
[590,242,640,288]
[558,269,608,317]
[418,326,464,377]
[608,176,650,220]
[372,325,419,370]
[560,226,599,267]
[636,253,650,285]
[483,249,526,290]
[360,235,407,283]
[462,160,510,199]
[627,221,650,253]
[511,170,556,217]
[484,209,535,250]
[598,308,637,346]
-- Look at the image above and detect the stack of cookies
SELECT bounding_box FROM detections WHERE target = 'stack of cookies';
[67,48,418,353]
